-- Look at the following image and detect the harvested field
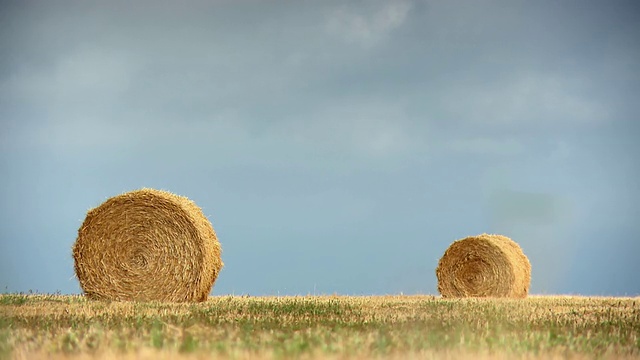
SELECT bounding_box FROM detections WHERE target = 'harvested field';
[1,294,638,359]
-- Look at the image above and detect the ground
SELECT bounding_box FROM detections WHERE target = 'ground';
[1,294,639,359]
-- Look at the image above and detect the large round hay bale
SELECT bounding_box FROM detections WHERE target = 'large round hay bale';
[72,188,223,302]
[435,234,530,298]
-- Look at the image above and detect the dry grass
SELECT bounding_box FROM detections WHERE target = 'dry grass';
[72,188,223,302]
[1,294,638,359]
[436,234,531,298]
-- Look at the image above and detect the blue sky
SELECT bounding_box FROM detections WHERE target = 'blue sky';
[1,0,639,296]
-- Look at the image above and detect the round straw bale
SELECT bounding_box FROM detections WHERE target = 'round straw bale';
[72,188,223,302]
[435,234,530,298]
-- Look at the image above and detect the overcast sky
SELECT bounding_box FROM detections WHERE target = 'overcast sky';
[1,0,639,297]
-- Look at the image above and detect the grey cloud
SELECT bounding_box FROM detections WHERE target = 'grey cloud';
[3,0,630,137]
[1,0,639,296]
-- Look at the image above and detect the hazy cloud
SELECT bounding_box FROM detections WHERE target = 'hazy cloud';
[447,136,525,157]
[485,188,576,293]
[489,190,570,226]
[276,101,417,159]
[326,1,412,47]
[439,72,611,127]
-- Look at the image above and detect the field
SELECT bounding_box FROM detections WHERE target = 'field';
[1,294,639,359]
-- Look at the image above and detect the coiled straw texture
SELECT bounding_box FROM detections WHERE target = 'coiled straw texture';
[73,188,223,302]
[436,234,531,298]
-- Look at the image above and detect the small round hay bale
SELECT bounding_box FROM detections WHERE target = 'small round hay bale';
[72,188,223,302]
[435,234,530,298]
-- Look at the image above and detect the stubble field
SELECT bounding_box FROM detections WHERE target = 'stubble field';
[0,294,638,359]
